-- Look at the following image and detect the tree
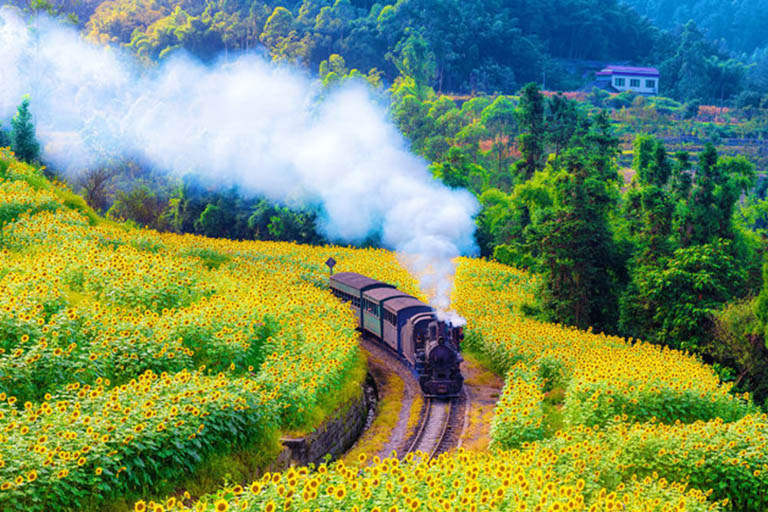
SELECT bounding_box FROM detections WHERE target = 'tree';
[107,186,168,230]
[620,139,757,349]
[196,202,236,238]
[630,240,745,351]
[77,167,115,212]
[513,83,546,181]
[247,199,324,244]
[481,96,517,179]
[260,6,310,63]
[627,136,674,260]
[0,123,9,148]
[387,31,437,98]
[546,94,581,159]
[11,97,40,164]
[678,144,754,247]
[756,257,768,343]
[430,146,487,193]
[706,298,768,404]
[535,143,620,331]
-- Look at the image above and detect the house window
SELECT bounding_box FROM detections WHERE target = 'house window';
[614,77,625,87]
[630,79,640,87]
[645,79,656,89]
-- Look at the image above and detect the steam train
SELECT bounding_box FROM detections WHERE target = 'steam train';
[329,272,464,397]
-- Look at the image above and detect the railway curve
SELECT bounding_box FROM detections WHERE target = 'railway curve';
[359,334,467,461]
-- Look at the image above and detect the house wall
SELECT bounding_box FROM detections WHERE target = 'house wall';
[612,74,659,94]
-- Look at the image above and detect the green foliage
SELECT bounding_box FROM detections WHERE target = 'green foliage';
[107,185,169,230]
[387,31,437,93]
[182,246,232,270]
[756,258,768,348]
[513,83,547,180]
[10,97,40,164]
[620,139,758,351]
[706,298,768,405]
[319,54,383,90]
[0,123,10,148]
[623,0,768,55]
[83,0,661,94]
[532,120,622,331]
[628,240,746,351]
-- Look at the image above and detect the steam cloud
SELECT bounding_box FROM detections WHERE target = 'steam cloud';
[0,8,478,316]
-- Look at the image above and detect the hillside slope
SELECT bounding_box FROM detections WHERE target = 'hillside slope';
[0,149,420,510]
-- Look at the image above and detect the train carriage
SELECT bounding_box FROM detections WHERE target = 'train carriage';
[329,270,463,398]
[361,287,411,339]
[381,297,432,355]
[401,311,437,367]
[329,272,394,325]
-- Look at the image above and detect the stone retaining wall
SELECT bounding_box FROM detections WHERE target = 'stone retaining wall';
[275,377,375,468]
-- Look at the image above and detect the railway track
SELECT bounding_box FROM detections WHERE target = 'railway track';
[406,398,451,460]
[406,390,466,461]
[359,334,467,460]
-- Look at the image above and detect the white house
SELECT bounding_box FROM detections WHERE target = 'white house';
[596,65,659,95]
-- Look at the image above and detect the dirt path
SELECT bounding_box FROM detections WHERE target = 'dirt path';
[458,352,504,452]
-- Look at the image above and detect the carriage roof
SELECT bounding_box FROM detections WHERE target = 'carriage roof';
[330,272,394,292]
[383,297,432,315]
[363,287,411,302]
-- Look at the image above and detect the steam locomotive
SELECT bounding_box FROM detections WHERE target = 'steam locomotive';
[329,272,464,397]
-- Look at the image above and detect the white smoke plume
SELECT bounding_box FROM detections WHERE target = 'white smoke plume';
[0,8,478,313]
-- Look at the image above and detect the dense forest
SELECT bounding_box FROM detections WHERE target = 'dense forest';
[12,0,763,101]
[4,0,768,403]
[622,0,768,54]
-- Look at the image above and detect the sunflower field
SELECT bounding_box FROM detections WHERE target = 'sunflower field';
[3,148,768,511]
[0,150,418,510]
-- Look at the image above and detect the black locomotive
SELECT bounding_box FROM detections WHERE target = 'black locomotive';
[329,272,464,397]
